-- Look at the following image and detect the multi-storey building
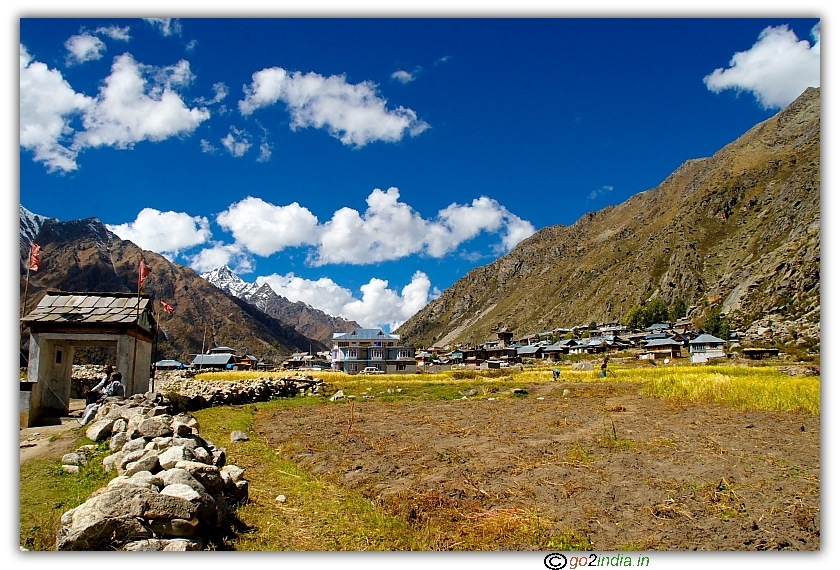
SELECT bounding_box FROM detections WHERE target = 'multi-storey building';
[331,328,417,374]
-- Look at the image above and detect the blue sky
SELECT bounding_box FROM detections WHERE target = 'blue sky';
[18,14,821,331]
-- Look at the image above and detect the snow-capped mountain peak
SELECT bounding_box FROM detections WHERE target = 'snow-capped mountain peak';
[20,205,57,245]
[201,265,261,299]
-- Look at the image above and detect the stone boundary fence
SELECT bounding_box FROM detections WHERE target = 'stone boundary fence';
[152,370,329,409]
[55,371,330,551]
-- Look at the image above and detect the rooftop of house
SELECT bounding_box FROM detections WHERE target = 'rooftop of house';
[21,291,154,333]
[332,328,400,341]
[645,338,683,348]
[191,354,236,366]
[690,334,726,345]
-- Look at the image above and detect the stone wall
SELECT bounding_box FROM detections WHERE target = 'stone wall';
[56,392,248,551]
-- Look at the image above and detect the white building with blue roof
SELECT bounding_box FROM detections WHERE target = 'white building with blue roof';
[331,328,416,374]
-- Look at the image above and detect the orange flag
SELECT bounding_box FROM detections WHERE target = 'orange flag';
[29,243,42,272]
[138,255,151,289]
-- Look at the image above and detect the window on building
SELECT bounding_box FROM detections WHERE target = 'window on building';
[372,349,383,359]
[397,350,410,359]
[348,349,358,358]
[397,364,406,371]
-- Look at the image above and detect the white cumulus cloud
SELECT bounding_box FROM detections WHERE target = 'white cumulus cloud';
[19,44,92,172]
[188,242,253,274]
[315,187,429,265]
[213,188,534,265]
[95,25,131,41]
[588,185,614,201]
[72,54,210,150]
[107,208,212,257]
[145,18,182,37]
[391,70,415,84]
[499,216,537,253]
[704,23,820,109]
[65,32,106,65]
[217,196,321,256]
[195,82,228,105]
[238,66,430,146]
[221,127,252,157]
[257,142,271,162]
[258,270,435,329]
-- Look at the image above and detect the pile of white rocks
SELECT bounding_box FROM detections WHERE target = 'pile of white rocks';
[154,371,327,409]
[56,393,248,551]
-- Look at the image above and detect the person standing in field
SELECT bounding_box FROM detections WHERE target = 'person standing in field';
[600,358,608,378]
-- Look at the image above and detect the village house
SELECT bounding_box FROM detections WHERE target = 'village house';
[517,344,544,360]
[638,338,683,360]
[331,328,417,374]
[190,346,236,370]
[689,334,727,363]
[154,359,185,370]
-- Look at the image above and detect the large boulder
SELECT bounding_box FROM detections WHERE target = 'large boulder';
[85,419,116,442]
[138,416,174,438]
[158,468,206,494]
[57,515,152,551]
[158,446,195,470]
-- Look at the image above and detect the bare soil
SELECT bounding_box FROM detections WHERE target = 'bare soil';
[19,399,86,464]
[256,382,820,551]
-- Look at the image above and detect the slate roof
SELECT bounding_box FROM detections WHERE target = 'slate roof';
[517,345,542,355]
[155,359,184,368]
[645,332,670,340]
[644,338,682,348]
[690,334,726,345]
[332,328,400,341]
[191,354,235,366]
[22,291,154,333]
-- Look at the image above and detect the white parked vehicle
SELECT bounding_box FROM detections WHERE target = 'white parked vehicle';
[360,366,385,374]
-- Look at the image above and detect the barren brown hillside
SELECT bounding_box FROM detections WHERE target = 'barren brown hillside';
[397,88,819,348]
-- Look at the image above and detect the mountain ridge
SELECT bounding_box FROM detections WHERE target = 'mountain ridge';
[396,87,820,351]
[201,265,360,347]
[19,216,328,362]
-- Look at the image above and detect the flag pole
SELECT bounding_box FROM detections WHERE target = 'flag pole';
[21,244,33,320]
[131,254,144,395]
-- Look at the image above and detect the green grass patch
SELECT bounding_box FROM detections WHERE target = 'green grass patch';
[19,436,115,550]
[546,530,593,551]
[596,436,636,451]
[565,442,595,466]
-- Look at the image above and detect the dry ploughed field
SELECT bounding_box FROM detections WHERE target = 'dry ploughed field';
[256,380,819,550]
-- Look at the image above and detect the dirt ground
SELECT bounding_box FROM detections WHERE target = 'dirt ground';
[256,382,820,551]
[19,398,86,464]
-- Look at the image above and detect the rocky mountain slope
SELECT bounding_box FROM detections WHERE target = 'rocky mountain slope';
[202,266,359,347]
[19,217,328,363]
[397,88,820,350]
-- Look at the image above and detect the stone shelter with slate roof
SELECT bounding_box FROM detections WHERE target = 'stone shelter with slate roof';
[21,291,156,427]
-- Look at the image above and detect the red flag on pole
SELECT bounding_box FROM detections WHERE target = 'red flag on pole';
[138,255,151,289]
[161,300,175,314]
[29,243,42,272]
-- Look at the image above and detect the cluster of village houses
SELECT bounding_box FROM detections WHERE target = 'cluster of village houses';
[156,319,762,376]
